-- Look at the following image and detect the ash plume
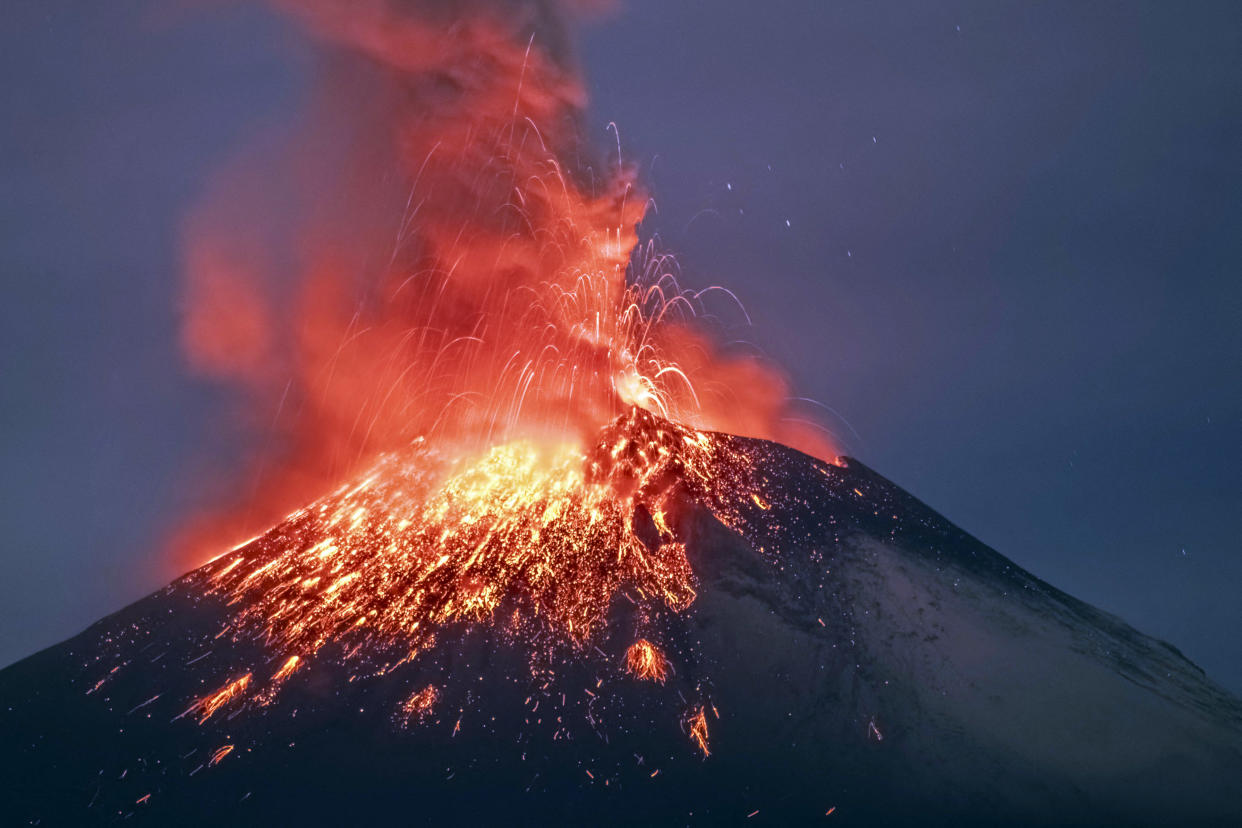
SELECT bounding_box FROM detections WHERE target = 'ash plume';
[176,0,833,562]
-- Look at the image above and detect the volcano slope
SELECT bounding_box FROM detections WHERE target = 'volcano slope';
[2,415,1241,826]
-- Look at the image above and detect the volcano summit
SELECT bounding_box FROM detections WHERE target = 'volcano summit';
[2,411,1240,826]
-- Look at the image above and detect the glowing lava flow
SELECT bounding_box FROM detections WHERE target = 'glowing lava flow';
[188,407,766,735]
[206,440,686,659]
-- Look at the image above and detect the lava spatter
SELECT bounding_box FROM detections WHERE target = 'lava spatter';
[398,685,439,727]
[182,408,774,749]
[624,640,668,683]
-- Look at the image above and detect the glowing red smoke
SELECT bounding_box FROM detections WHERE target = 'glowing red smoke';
[174,0,834,564]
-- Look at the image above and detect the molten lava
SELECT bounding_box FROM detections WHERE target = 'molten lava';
[197,409,759,672]
[177,405,795,763]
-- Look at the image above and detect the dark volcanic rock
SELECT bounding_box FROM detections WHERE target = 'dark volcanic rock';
[2,436,1240,826]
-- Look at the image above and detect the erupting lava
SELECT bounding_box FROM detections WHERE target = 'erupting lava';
[170,0,837,761]
[176,0,834,563]
[177,404,804,764]
[195,408,769,712]
[11,4,1242,827]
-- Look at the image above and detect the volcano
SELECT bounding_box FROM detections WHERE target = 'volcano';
[2,413,1240,826]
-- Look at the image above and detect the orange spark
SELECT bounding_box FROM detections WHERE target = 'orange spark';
[209,744,234,766]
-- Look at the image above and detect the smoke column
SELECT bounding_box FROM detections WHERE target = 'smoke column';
[176,0,834,562]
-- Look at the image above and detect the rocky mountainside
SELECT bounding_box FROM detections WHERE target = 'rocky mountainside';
[3,423,1240,826]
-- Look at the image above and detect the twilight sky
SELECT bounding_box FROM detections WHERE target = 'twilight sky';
[2,1,1240,692]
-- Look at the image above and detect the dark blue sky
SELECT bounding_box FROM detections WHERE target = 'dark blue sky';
[2,2,1240,691]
